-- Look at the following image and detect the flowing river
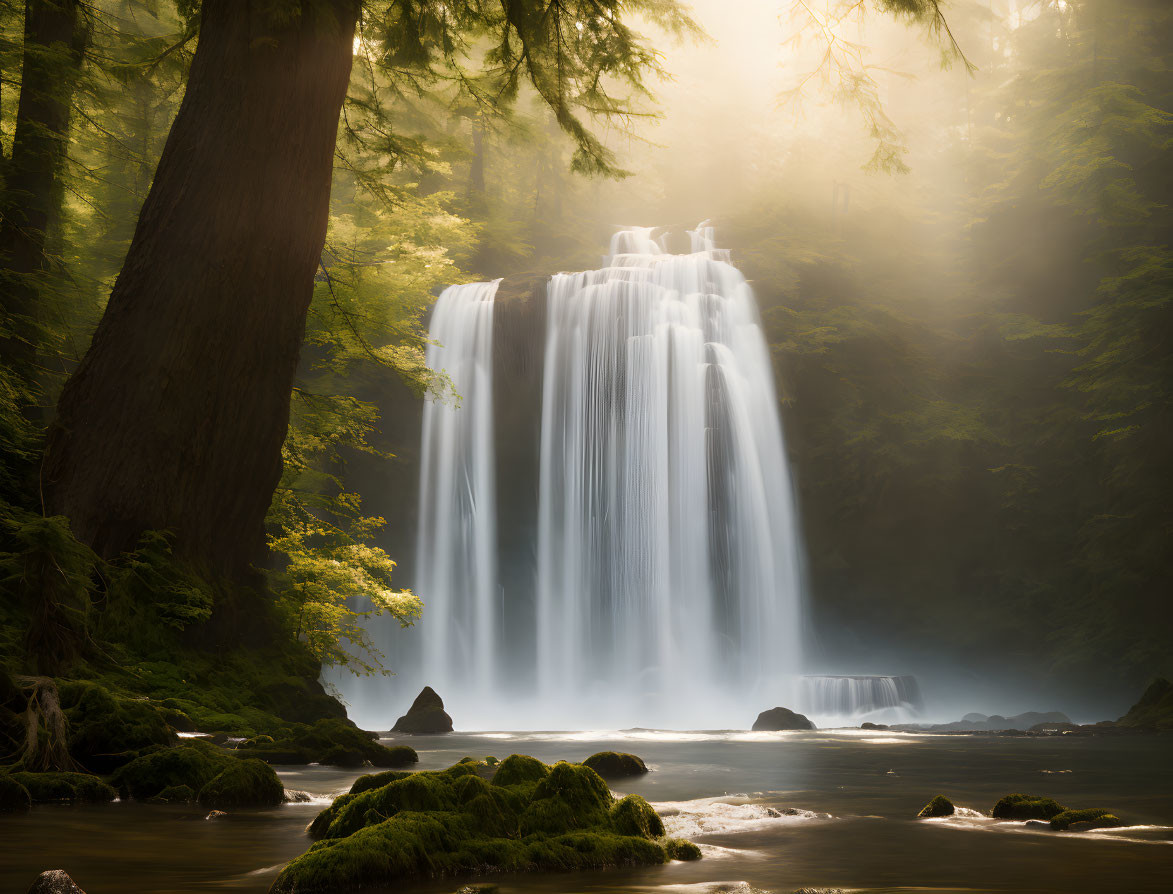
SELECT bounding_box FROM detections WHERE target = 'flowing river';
[3,730,1171,893]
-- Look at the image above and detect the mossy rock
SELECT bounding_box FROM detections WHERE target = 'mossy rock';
[58,681,176,773]
[491,754,549,787]
[11,771,117,803]
[582,751,648,778]
[241,718,416,768]
[272,755,699,893]
[1050,808,1124,831]
[610,794,664,837]
[114,739,234,800]
[991,793,1066,820]
[917,795,955,818]
[198,758,284,808]
[349,770,414,796]
[148,784,195,804]
[0,773,31,812]
[665,838,702,860]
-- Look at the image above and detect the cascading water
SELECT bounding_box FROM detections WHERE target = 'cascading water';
[413,280,501,701]
[340,225,807,730]
[533,224,803,728]
[800,675,924,725]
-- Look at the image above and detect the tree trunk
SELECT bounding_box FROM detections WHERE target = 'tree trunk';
[44,0,360,576]
[0,0,89,371]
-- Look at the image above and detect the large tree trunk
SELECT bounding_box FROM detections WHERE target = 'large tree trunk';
[0,0,89,372]
[44,0,360,575]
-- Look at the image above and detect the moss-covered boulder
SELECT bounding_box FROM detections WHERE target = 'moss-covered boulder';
[148,784,195,804]
[1050,808,1124,831]
[11,771,116,803]
[665,838,702,860]
[239,718,417,768]
[917,795,955,818]
[349,769,414,796]
[582,752,648,779]
[58,681,176,773]
[991,793,1066,820]
[198,758,284,808]
[270,755,698,893]
[1117,678,1173,730]
[113,739,231,800]
[0,773,31,812]
[391,686,454,734]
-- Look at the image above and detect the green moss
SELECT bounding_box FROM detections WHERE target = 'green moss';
[11,771,116,803]
[491,754,549,787]
[665,838,702,860]
[917,795,955,818]
[274,754,698,893]
[1050,808,1124,831]
[581,751,648,778]
[197,758,284,808]
[240,718,417,768]
[349,770,414,795]
[113,739,233,800]
[148,784,195,803]
[610,794,665,838]
[58,681,175,773]
[991,793,1066,820]
[0,773,31,812]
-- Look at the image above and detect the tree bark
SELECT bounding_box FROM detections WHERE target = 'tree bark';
[44,0,360,576]
[0,0,89,371]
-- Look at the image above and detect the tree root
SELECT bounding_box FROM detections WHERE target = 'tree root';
[13,675,79,772]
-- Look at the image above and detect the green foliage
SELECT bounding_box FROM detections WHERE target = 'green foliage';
[1117,678,1173,730]
[239,718,418,767]
[113,739,235,801]
[272,755,693,892]
[58,680,175,773]
[0,773,31,812]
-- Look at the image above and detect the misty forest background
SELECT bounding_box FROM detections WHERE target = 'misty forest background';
[0,0,1169,722]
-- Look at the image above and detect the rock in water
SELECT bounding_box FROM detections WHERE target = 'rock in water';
[391,686,453,734]
[752,707,815,731]
[27,870,86,894]
[582,751,648,778]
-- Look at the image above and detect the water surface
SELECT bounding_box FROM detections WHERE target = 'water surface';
[3,730,1170,894]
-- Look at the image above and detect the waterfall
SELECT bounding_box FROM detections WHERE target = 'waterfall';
[414,280,501,701]
[534,224,803,728]
[800,675,923,724]
[341,226,807,730]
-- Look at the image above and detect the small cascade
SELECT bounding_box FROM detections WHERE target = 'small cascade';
[800,674,923,724]
[414,280,501,700]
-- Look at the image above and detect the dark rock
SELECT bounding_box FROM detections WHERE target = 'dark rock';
[57,682,175,773]
[147,784,195,803]
[240,718,417,767]
[582,751,648,778]
[391,686,454,734]
[0,774,32,812]
[752,707,815,731]
[27,870,86,894]
[114,740,233,801]
[860,722,888,730]
[917,795,954,818]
